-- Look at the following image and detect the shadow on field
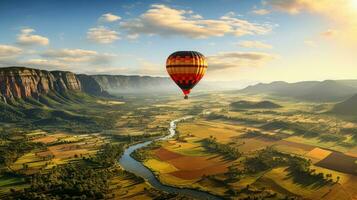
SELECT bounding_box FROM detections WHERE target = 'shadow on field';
[284,169,331,189]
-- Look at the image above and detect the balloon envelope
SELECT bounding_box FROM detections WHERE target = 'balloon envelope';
[166,51,207,99]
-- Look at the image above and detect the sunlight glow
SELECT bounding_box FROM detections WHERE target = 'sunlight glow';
[352,0,357,10]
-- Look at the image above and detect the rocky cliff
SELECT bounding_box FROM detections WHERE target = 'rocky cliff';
[0,66,179,103]
[76,74,111,97]
[0,67,110,102]
[92,75,175,92]
[0,67,81,100]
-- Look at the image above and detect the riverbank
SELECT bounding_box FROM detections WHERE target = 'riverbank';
[118,117,222,200]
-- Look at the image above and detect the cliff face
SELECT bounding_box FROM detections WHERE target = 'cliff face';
[0,67,81,100]
[0,66,177,102]
[76,74,111,97]
[92,75,174,92]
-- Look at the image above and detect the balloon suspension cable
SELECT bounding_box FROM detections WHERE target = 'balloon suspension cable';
[184,95,188,100]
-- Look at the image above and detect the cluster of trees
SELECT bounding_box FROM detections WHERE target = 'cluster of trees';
[240,130,286,140]
[9,142,126,199]
[202,136,241,160]
[205,113,264,124]
[224,165,242,182]
[226,184,280,200]
[94,143,124,167]
[289,161,340,184]
[111,133,162,143]
[13,163,113,199]
[245,147,336,184]
[245,148,285,173]
[0,138,44,172]
[261,121,320,138]
[341,128,357,141]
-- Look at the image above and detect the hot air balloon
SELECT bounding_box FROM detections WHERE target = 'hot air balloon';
[166,51,208,99]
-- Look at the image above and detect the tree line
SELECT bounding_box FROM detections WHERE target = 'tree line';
[202,136,241,160]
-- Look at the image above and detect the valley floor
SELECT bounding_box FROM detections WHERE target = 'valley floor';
[133,92,357,200]
[1,91,357,200]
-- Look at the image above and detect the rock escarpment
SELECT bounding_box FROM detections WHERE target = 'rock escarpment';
[92,75,174,92]
[76,74,111,97]
[0,67,81,100]
[0,66,178,102]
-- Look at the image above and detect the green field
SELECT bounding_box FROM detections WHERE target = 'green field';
[134,92,357,200]
[1,91,357,199]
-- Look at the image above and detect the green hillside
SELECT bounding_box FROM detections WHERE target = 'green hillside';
[331,94,357,115]
[0,91,123,133]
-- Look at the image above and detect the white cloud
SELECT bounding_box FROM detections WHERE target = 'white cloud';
[121,4,273,39]
[252,9,271,15]
[99,13,121,22]
[127,33,139,40]
[264,0,355,20]
[0,45,22,58]
[43,49,98,58]
[207,51,277,71]
[87,26,120,44]
[264,0,353,15]
[41,48,114,64]
[17,28,49,46]
[238,40,273,49]
[264,0,357,44]
[22,59,67,69]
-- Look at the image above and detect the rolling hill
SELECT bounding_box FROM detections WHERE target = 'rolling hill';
[240,80,357,102]
[331,94,357,115]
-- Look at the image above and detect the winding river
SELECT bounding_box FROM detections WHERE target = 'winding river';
[118,117,222,200]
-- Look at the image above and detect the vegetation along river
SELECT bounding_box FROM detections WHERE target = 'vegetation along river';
[118,117,222,200]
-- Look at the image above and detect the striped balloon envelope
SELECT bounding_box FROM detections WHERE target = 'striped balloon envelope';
[166,51,208,99]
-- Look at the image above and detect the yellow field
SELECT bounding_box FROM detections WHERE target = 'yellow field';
[158,173,197,187]
[177,120,246,143]
[237,138,275,153]
[262,167,334,199]
[163,138,210,156]
[11,133,105,174]
[144,159,178,174]
[274,144,311,156]
[142,139,233,196]
[108,172,152,200]
[306,148,332,163]
[152,95,357,199]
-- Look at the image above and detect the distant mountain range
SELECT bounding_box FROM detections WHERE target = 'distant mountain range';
[240,80,357,102]
[3,66,357,117]
[91,74,175,93]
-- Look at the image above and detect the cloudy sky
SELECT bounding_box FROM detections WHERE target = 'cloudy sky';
[1,0,357,83]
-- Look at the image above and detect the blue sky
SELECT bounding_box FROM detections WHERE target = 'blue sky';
[1,0,357,84]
